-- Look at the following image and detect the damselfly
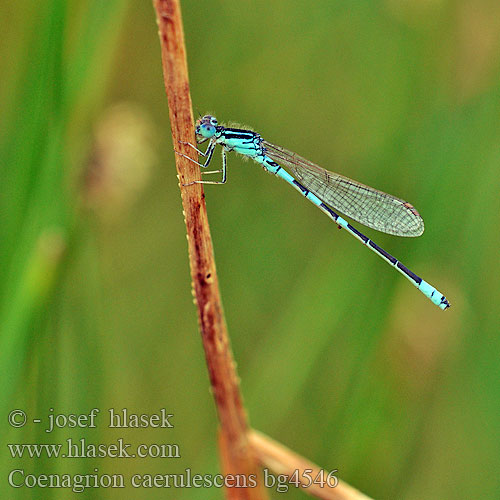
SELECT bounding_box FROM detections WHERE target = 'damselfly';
[177,115,450,310]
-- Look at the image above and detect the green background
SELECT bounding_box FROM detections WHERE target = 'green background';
[2,1,500,499]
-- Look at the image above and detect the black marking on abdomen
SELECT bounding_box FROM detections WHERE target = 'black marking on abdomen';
[346,223,369,243]
[263,157,280,170]
[396,261,421,284]
[292,179,309,196]
[320,203,339,221]
[368,240,398,265]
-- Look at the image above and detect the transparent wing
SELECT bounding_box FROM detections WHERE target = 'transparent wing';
[263,141,424,237]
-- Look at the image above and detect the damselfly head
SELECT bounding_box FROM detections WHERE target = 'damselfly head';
[195,115,218,143]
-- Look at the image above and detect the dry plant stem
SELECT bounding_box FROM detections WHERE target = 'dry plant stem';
[153,1,266,499]
[249,430,374,500]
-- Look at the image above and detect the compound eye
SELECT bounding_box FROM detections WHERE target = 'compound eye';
[198,123,216,139]
[210,118,218,126]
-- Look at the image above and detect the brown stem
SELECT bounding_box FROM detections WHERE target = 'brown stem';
[248,430,374,500]
[152,1,266,499]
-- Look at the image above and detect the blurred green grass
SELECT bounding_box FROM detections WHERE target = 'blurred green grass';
[1,1,500,499]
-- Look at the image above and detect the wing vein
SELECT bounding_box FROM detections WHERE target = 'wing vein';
[263,141,424,237]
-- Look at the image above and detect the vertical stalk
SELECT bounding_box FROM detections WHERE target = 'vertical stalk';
[152,1,266,498]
